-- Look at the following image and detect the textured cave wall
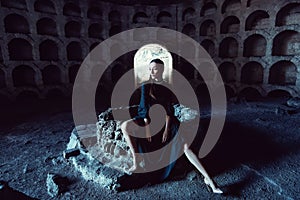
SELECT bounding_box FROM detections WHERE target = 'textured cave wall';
[0,0,299,105]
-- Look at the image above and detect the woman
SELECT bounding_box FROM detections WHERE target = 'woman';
[121,59,223,194]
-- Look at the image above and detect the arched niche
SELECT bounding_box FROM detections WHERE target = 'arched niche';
[157,11,172,23]
[201,39,215,57]
[239,87,262,101]
[245,10,269,31]
[87,7,102,19]
[39,40,58,61]
[13,65,36,86]
[200,3,217,16]
[63,3,81,17]
[133,12,148,24]
[67,42,82,61]
[134,44,173,86]
[182,23,196,39]
[219,62,236,83]
[4,14,30,34]
[69,64,80,83]
[37,18,57,36]
[200,20,216,36]
[88,23,102,39]
[276,3,300,26]
[8,38,33,60]
[243,34,266,57]
[42,65,61,85]
[182,7,195,21]
[34,0,56,14]
[65,21,81,38]
[1,0,27,10]
[109,25,121,37]
[272,30,300,56]
[269,61,297,85]
[241,62,263,84]
[219,37,238,58]
[220,16,240,34]
[225,85,235,99]
[221,0,241,14]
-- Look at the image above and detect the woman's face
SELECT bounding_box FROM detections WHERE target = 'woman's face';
[149,62,164,80]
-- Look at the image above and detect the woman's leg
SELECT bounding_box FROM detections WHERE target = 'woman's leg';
[121,119,139,171]
[183,144,223,193]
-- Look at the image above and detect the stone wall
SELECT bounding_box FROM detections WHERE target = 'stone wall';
[0,0,300,103]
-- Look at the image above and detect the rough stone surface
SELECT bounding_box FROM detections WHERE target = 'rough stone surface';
[1,100,300,199]
[46,173,60,197]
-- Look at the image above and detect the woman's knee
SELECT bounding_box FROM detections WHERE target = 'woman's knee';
[121,120,133,134]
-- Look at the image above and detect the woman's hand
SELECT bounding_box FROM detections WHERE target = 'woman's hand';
[162,129,169,143]
[144,118,151,142]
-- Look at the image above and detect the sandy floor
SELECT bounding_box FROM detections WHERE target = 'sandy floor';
[0,99,299,199]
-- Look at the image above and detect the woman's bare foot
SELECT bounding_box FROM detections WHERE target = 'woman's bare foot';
[204,177,223,194]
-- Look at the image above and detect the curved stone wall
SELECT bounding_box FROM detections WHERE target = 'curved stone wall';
[0,0,299,102]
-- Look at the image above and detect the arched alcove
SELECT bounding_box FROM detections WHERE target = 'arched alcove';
[0,69,6,88]
[241,62,263,84]
[1,0,27,10]
[225,85,235,99]
[272,30,300,56]
[268,90,292,98]
[182,23,196,38]
[109,10,121,23]
[134,44,173,86]
[245,10,269,31]
[157,11,172,23]
[219,62,236,83]
[201,39,215,57]
[69,65,80,83]
[87,7,102,19]
[42,65,61,85]
[109,25,121,37]
[65,21,81,38]
[220,16,240,34]
[276,3,300,26]
[13,65,36,86]
[221,0,241,14]
[0,47,2,61]
[182,7,195,21]
[243,34,266,57]
[133,12,148,24]
[200,20,216,36]
[88,23,102,39]
[67,42,82,61]
[34,0,56,14]
[269,61,297,85]
[8,38,33,60]
[39,40,58,61]
[200,2,217,16]
[219,37,238,58]
[4,14,30,33]
[37,18,57,36]
[63,3,81,17]
[239,87,262,101]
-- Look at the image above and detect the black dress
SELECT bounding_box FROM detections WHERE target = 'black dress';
[132,80,182,181]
